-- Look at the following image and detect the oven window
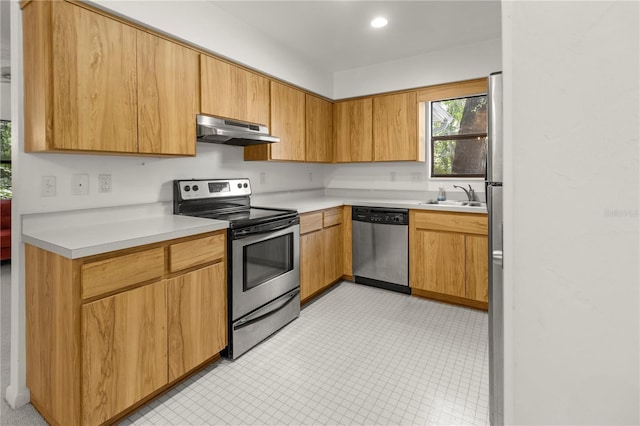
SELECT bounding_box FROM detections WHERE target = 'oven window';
[243,233,293,291]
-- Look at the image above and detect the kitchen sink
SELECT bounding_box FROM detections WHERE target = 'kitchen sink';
[421,200,487,208]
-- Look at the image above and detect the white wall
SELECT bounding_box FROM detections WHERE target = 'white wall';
[502,1,639,424]
[333,38,501,100]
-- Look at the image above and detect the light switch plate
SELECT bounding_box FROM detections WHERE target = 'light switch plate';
[71,174,89,195]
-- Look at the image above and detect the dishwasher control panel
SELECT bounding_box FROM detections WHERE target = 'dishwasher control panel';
[352,207,409,225]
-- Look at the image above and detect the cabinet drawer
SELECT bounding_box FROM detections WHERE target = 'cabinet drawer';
[300,212,323,234]
[323,207,343,228]
[412,211,488,235]
[81,248,165,299]
[169,232,225,273]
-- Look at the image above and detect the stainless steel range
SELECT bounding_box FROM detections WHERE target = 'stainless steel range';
[174,178,300,359]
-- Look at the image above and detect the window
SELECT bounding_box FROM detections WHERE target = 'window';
[0,121,10,199]
[419,78,488,178]
[430,95,487,178]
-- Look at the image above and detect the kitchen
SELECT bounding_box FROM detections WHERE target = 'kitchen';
[2,1,639,425]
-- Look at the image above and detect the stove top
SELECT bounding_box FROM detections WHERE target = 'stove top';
[173,179,298,229]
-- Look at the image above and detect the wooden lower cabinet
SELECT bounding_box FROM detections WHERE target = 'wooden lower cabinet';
[410,210,488,309]
[412,230,465,298]
[82,281,168,425]
[300,230,324,301]
[26,230,227,426]
[167,263,227,381]
[299,207,346,303]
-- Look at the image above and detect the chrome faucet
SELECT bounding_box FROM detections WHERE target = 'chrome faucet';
[453,184,475,202]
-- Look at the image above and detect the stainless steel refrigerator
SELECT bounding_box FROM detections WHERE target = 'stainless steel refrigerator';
[486,71,504,426]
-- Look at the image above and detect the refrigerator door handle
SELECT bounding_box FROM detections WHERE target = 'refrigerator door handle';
[492,250,503,266]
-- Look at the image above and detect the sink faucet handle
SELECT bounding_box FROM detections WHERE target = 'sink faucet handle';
[468,185,475,201]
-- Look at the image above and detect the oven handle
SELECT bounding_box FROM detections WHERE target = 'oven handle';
[233,219,298,239]
[233,289,300,331]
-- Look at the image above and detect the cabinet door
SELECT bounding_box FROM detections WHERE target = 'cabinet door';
[52,1,138,152]
[137,32,199,155]
[411,229,465,297]
[300,231,324,301]
[306,94,334,162]
[334,98,373,162]
[373,92,419,161]
[82,281,167,425]
[465,235,489,302]
[168,263,227,381]
[323,225,343,285]
[200,55,270,125]
[270,81,306,161]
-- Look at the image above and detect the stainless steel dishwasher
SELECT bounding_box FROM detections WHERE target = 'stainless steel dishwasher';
[352,206,410,294]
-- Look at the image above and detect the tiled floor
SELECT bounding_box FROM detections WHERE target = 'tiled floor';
[122,281,489,425]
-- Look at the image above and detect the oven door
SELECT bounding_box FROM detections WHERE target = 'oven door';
[231,223,300,321]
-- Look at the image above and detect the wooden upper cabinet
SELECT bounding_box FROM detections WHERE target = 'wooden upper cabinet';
[334,98,373,162]
[305,94,333,162]
[48,1,138,153]
[23,1,197,156]
[200,55,270,126]
[137,32,199,156]
[373,91,422,162]
[268,81,306,161]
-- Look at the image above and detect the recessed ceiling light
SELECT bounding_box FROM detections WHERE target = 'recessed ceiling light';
[370,17,388,28]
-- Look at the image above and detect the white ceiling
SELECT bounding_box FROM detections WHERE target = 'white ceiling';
[210,1,502,73]
[0,1,501,79]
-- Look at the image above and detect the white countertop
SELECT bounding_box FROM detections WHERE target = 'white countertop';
[252,192,488,215]
[22,193,485,260]
[22,203,228,259]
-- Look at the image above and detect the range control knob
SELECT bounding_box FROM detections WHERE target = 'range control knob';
[243,183,248,188]
[184,185,191,192]
[238,183,242,188]
[192,185,199,192]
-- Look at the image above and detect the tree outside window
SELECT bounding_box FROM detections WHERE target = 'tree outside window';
[1,120,11,199]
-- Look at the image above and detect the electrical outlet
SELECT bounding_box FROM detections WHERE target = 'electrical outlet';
[411,172,421,182]
[260,172,266,184]
[308,172,313,182]
[71,174,89,195]
[390,172,396,182]
[41,176,56,197]
[98,174,112,193]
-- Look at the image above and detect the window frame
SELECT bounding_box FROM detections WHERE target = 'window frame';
[417,78,488,179]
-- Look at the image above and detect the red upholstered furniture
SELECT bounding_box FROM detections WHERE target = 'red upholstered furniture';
[0,199,10,261]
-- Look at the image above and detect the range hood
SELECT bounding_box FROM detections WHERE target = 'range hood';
[196,114,279,146]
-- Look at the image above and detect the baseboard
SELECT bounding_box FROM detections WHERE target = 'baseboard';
[5,384,31,409]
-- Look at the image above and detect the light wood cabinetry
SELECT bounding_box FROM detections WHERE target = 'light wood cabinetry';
[137,31,199,155]
[167,262,226,381]
[26,230,227,426]
[200,55,270,126]
[22,0,198,156]
[246,81,306,161]
[305,94,334,162]
[299,207,347,302]
[373,91,421,161]
[334,98,373,162]
[410,210,488,309]
[82,280,168,425]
